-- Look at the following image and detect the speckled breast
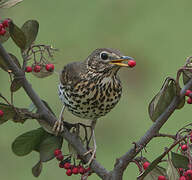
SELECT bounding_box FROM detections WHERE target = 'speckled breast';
[58,76,122,120]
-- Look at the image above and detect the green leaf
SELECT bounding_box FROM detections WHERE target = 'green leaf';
[9,21,26,50]
[0,54,9,71]
[171,151,189,169]
[38,136,63,162]
[0,53,21,72]
[148,78,184,122]
[21,20,39,49]
[12,128,49,156]
[8,53,21,68]
[138,154,167,179]
[0,0,23,8]
[32,160,42,177]
[167,154,180,180]
[0,103,16,124]
[10,78,22,92]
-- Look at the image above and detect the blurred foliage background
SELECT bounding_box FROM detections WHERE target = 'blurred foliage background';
[1,0,192,179]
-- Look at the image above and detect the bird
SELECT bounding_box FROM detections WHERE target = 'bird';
[53,48,135,164]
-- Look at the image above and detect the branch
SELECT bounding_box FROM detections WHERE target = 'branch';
[154,133,176,140]
[0,43,108,179]
[107,78,192,180]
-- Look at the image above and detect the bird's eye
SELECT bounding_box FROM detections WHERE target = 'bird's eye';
[100,52,109,60]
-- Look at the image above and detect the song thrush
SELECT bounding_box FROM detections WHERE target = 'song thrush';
[54,48,135,164]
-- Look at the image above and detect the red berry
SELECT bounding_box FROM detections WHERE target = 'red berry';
[128,60,136,67]
[2,19,9,28]
[72,167,79,175]
[179,176,186,180]
[25,66,33,73]
[54,149,62,156]
[185,90,192,96]
[187,98,192,104]
[0,23,3,30]
[85,167,91,173]
[184,169,192,179]
[33,65,41,72]
[59,162,64,168]
[64,162,71,169]
[79,167,85,174]
[66,169,72,176]
[0,110,4,117]
[181,144,188,151]
[0,28,6,36]
[56,154,64,161]
[45,64,54,72]
[158,176,167,180]
[179,168,184,176]
[143,161,150,170]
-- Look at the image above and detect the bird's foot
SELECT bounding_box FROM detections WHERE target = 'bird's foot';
[52,120,64,135]
[84,148,96,166]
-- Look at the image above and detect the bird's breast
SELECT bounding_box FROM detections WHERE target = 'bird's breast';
[58,76,122,119]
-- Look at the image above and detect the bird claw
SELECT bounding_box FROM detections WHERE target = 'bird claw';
[84,148,96,166]
[52,120,64,135]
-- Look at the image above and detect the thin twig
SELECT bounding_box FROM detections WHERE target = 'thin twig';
[154,133,176,140]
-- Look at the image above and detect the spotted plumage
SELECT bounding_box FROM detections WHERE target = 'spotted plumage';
[58,48,132,121]
[53,48,134,164]
[58,72,122,119]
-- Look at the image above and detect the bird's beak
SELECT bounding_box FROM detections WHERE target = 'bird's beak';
[110,56,135,67]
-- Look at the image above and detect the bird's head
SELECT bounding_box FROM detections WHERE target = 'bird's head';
[85,48,135,74]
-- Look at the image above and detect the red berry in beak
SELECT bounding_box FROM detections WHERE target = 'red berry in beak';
[128,60,136,67]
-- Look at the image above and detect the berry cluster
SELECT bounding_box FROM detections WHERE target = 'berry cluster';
[25,63,54,73]
[0,19,9,36]
[0,109,4,117]
[54,149,92,177]
[128,60,136,67]
[179,169,192,180]
[185,90,192,104]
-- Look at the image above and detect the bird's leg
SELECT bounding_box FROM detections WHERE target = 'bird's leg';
[52,105,65,135]
[84,119,97,166]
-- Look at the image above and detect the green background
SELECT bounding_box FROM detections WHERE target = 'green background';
[0,0,192,179]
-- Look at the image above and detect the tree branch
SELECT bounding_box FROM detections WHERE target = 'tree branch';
[0,43,108,179]
[107,79,192,180]
[1,40,192,180]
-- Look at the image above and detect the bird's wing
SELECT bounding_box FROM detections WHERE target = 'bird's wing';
[59,61,87,87]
